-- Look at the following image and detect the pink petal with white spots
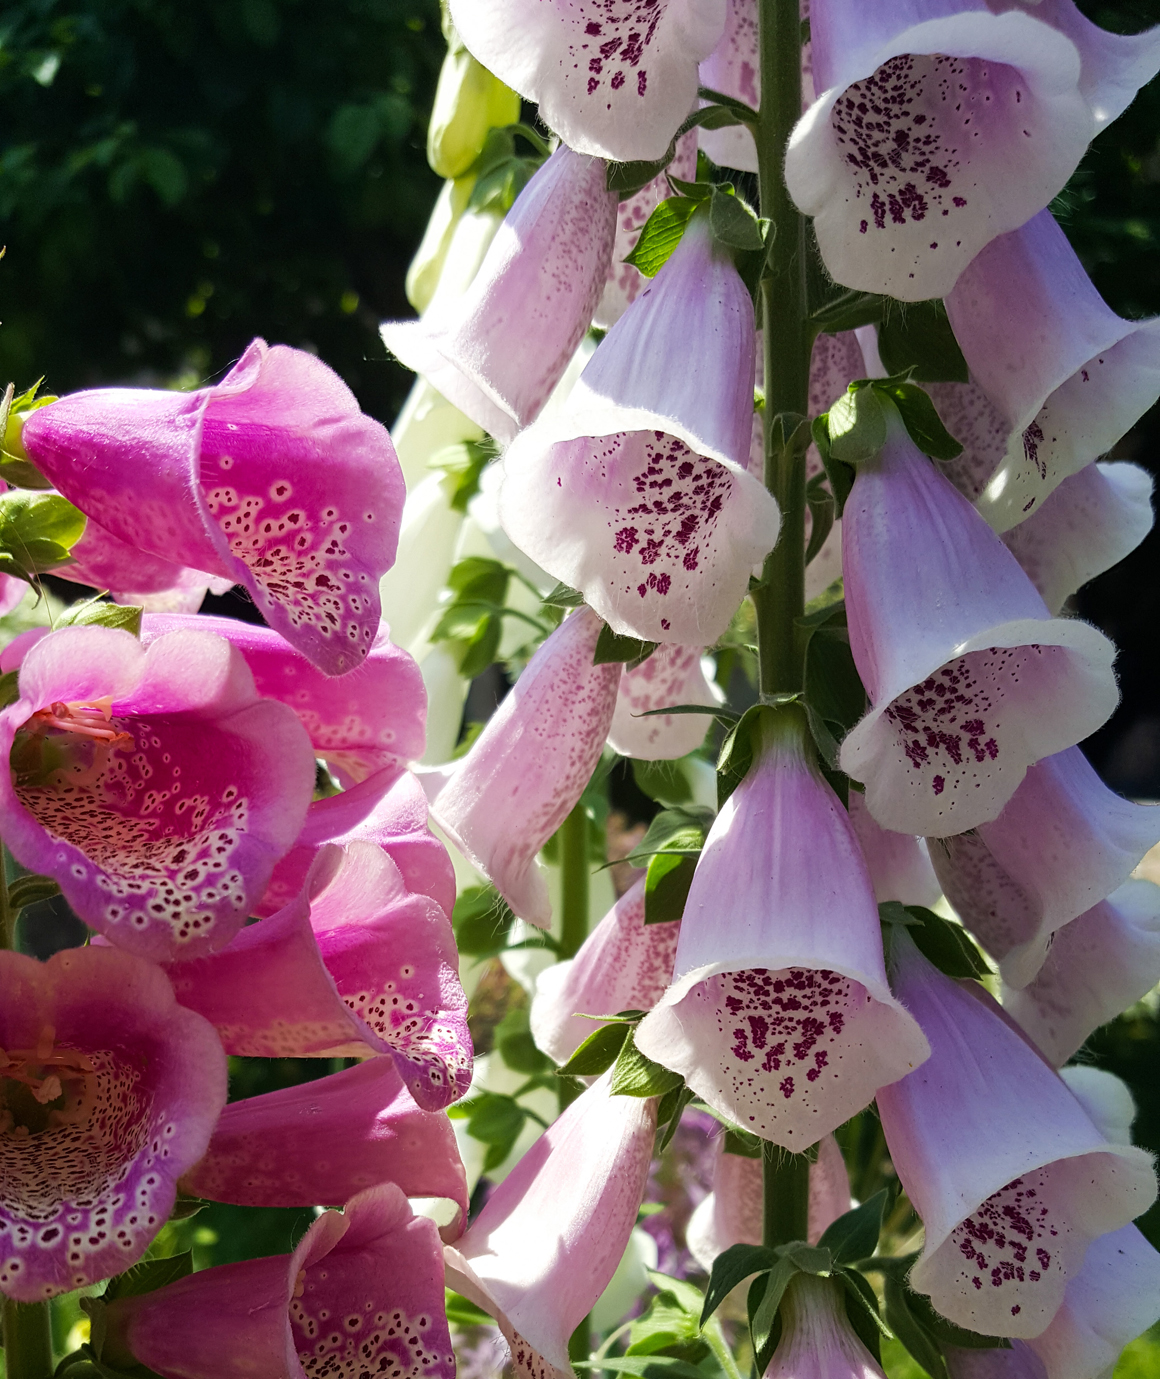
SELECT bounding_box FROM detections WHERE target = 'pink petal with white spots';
[839,413,1118,838]
[786,5,1094,300]
[848,790,941,908]
[634,709,929,1148]
[606,644,717,759]
[698,0,759,172]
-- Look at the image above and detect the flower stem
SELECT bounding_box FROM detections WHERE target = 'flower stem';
[0,847,13,952]
[557,801,590,961]
[762,1143,811,1248]
[2,1297,54,1379]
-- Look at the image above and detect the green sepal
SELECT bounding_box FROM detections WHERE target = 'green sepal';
[877,299,969,384]
[747,1256,802,1372]
[1,379,56,490]
[101,1251,193,1300]
[715,701,781,808]
[700,1242,778,1325]
[874,380,963,460]
[827,384,887,466]
[623,805,715,867]
[594,622,657,667]
[666,176,714,202]
[610,1027,684,1097]
[606,103,745,198]
[815,1189,888,1265]
[452,884,515,958]
[882,1274,949,1379]
[541,582,586,608]
[709,184,766,253]
[555,1020,632,1078]
[59,596,144,636]
[880,902,991,980]
[0,489,87,584]
[167,1196,209,1222]
[809,289,885,336]
[632,758,694,808]
[624,197,700,276]
[644,851,696,925]
[655,1084,696,1152]
[695,85,759,126]
[812,414,855,518]
[835,1266,891,1364]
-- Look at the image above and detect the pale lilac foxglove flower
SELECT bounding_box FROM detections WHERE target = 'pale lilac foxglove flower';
[877,929,1156,1338]
[697,0,759,172]
[848,791,942,908]
[607,644,718,759]
[943,1343,1048,1379]
[167,842,472,1111]
[183,1057,468,1233]
[430,608,621,928]
[927,747,1159,988]
[0,625,315,960]
[766,1273,889,1379]
[22,341,405,676]
[501,215,780,645]
[104,1183,455,1379]
[448,0,726,163]
[635,708,930,1148]
[839,409,1118,838]
[946,211,1160,530]
[1001,880,1160,1067]
[928,378,1017,504]
[444,1073,657,1379]
[0,946,226,1300]
[383,147,618,447]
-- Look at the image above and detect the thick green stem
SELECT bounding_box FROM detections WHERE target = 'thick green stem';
[0,847,13,952]
[762,1144,811,1248]
[2,1297,54,1379]
[556,802,590,961]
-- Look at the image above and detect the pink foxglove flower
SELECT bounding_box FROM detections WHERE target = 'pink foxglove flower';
[635,708,929,1148]
[383,147,618,446]
[928,378,1018,505]
[530,876,680,1065]
[698,0,759,172]
[848,791,942,908]
[0,946,226,1300]
[1002,880,1160,1067]
[444,1073,657,1379]
[21,340,405,676]
[104,1183,454,1379]
[431,608,621,928]
[168,843,471,1111]
[184,1057,468,1232]
[877,929,1156,1338]
[501,216,780,645]
[943,1343,1047,1378]
[927,747,1158,987]
[839,409,1118,837]
[0,625,315,960]
[765,1273,888,1379]
[607,644,718,759]
[447,0,726,162]
[946,211,1160,530]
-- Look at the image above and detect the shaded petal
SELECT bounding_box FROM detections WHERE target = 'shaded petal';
[607,645,717,759]
[766,1274,888,1379]
[849,790,942,908]
[698,0,759,171]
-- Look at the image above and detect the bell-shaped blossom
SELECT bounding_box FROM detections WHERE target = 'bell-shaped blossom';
[849,791,942,908]
[0,625,315,960]
[877,929,1156,1339]
[1002,880,1160,1068]
[383,148,618,446]
[448,0,725,163]
[530,876,680,1064]
[786,3,1098,300]
[22,341,405,676]
[607,644,718,759]
[766,1273,889,1379]
[0,946,226,1300]
[946,211,1160,530]
[927,747,1159,987]
[501,216,780,645]
[698,0,759,172]
[943,1343,1048,1378]
[184,1057,468,1231]
[928,377,1017,504]
[444,1073,657,1379]
[1000,461,1154,615]
[430,608,620,928]
[141,612,427,787]
[686,1133,852,1269]
[167,842,471,1111]
[839,409,1118,838]
[378,471,467,656]
[104,1183,454,1379]
[635,708,930,1148]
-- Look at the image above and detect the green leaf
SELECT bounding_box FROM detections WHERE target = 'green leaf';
[804,473,835,566]
[556,1020,632,1077]
[835,1267,889,1364]
[430,438,497,513]
[445,1290,494,1327]
[883,1275,948,1379]
[877,299,968,384]
[827,384,887,466]
[0,669,20,710]
[722,1127,762,1159]
[666,176,714,203]
[446,555,510,602]
[656,1084,696,1152]
[463,1093,526,1144]
[103,1251,193,1301]
[709,185,765,252]
[455,615,503,679]
[483,1134,520,1172]
[747,1256,801,1372]
[542,582,585,608]
[632,758,694,808]
[594,622,657,667]
[606,104,745,197]
[701,1243,778,1325]
[627,1280,703,1356]
[8,873,61,911]
[644,851,696,926]
[168,1195,209,1222]
[0,490,87,583]
[624,198,700,276]
[716,702,790,807]
[611,1028,684,1098]
[876,381,963,461]
[58,597,143,636]
[813,414,856,519]
[575,1359,707,1379]
[452,885,514,958]
[624,805,715,867]
[888,903,991,980]
[903,1288,1011,1351]
[809,290,885,335]
[816,1190,888,1266]
[494,1006,550,1075]
[695,86,759,126]
[800,616,865,770]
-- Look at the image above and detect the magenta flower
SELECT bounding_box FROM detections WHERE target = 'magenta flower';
[0,625,315,960]
[878,929,1156,1338]
[840,409,1118,837]
[384,147,618,446]
[168,842,471,1111]
[104,1183,454,1379]
[501,216,780,644]
[607,644,718,759]
[0,946,226,1300]
[21,340,405,676]
[444,1073,657,1378]
[766,1274,888,1379]
[848,791,941,908]
[927,747,1159,987]
[447,0,726,162]
[431,609,621,928]
[634,708,929,1148]
[698,0,759,172]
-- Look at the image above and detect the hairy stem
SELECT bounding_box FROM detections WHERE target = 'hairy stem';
[762,1143,812,1248]
[2,1297,54,1379]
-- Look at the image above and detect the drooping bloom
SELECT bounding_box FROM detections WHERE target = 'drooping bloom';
[697,0,759,172]
[765,1273,888,1379]
[22,341,405,676]
[184,1057,468,1232]
[877,928,1156,1338]
[430,608,621,928]
[839,408,1118,838]
[448,0,726,162]
[383,147,618,446]
[444,1073,657,1379]
[167,842,472,1111]
[848,791,942,908]
[606,644,718,759]
[943,1343,1048,1379]
[501,215,780,645]
[927,747,1159,987]
[0,625,315,960]
[635,707,930,1148]
[103,1183,455,1379]
[1001,880,1160,1068]
[0,946,226,1300]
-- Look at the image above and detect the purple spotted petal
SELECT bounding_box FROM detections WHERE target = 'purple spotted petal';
[787,5,1094,300]
[767,1275,889,1379]
[879,930,1156,1338]
[22,340,405,675]
[606,644,716,759]
[448,0,726,162]
[0,626,315,960]
[698,0,759,171]
[635,710,930,1149]
[0,946,226,1300]
[848,791,941,908]
[839,412,1118,837]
